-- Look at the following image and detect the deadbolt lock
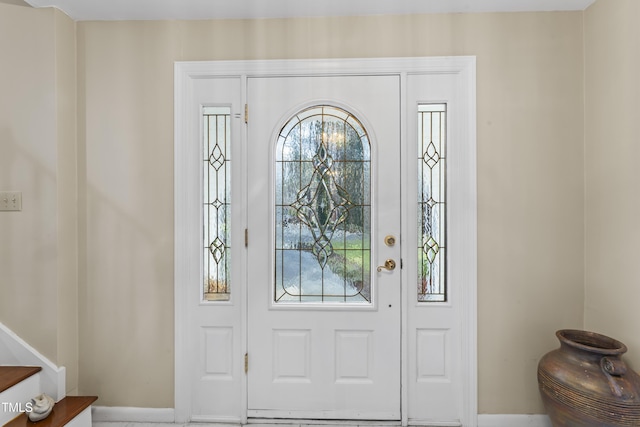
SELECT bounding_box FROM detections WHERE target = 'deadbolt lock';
[384,235,396,247]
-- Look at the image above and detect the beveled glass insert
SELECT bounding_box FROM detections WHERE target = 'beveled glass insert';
[418,104,447,302]
[203,106,231,301]
[275,106,371,303]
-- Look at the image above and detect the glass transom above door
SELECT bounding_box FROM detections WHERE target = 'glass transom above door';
[274,105,371,304]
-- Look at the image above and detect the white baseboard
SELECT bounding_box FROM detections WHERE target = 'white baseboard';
[0,322,66,401]
[65,406,93,427]
[92,406,175,423]
[478,414,551,427]
[92,410,551,427]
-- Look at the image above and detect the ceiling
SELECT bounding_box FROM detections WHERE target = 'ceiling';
[22,0,596,22]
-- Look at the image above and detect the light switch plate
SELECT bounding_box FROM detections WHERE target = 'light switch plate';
[0,191,22,211]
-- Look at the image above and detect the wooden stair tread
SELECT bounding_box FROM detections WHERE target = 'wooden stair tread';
[0,367,42,394]
[4,396,97,427]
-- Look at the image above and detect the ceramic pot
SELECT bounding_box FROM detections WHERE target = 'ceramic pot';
[538,329,640,426]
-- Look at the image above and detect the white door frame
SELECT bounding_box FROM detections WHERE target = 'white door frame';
[174,57,477,426]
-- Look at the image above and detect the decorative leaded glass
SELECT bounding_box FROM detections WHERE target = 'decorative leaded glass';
[275,106,371,304]
[418,104,447,302]
[203,106,231,301]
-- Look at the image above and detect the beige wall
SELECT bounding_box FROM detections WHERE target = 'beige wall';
[0,2,595,415]
[0,4,78,392]
[584,0,640,369]
[7,0,640,417]
[75,12,585,412]
[76,20,177,408]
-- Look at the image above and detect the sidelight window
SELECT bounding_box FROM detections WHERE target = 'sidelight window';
[203,106,232,301]
[418,104,447,302]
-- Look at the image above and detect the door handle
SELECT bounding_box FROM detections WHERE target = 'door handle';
[377,259,397,272]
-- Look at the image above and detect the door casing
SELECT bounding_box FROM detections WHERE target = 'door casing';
[174,57,477,426]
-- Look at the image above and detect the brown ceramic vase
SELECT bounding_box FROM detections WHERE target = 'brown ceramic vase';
[538,329,640,426]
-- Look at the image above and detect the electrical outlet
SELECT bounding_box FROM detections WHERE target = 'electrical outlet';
[0,191,22,211]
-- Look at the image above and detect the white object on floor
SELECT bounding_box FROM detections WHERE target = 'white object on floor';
[28,393,55,422]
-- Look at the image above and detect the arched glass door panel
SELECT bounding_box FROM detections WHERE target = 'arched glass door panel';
[274,105,371,304]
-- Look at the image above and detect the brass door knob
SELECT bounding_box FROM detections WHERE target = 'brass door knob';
[377,259,397,272]
[384,235,396,247]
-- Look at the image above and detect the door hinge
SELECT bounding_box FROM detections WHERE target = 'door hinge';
[244,353,248,374]
[244,228,248,247]
[244,104,248,124]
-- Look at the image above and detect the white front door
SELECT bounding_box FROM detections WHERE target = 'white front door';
[175,58,477,426]
[247,75,401,420]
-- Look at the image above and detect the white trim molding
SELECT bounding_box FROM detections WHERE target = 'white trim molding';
[0,322,66,401]
[93,413,551,427]
[94,414,551,427]
[477,414,552,427]
[92,406,176,423]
